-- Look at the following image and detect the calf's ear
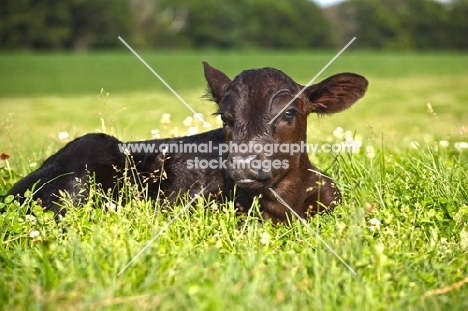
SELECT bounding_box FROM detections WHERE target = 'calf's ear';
[203,62,232,103]
[304,73,368,114]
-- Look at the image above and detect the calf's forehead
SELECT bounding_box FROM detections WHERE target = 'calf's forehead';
[218,68,303,139]
[222,68,300,112]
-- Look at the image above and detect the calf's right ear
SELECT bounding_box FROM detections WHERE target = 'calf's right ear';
[304,73,368,114]
[203,62,232,103]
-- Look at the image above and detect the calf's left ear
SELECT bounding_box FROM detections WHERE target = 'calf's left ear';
[304,73,368,114]
[203,61,232,104]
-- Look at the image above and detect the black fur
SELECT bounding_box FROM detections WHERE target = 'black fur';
[7,130,252,216]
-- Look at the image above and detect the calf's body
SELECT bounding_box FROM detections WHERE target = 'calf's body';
[7,62,368,223]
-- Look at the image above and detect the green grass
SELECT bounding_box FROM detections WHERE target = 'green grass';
[1,51,468,310]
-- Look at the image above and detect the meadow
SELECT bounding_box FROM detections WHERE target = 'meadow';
[0,50,467,310]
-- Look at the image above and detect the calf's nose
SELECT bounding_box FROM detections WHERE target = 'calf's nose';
[227,153,272,183]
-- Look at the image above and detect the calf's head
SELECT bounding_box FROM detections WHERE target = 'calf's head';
[203,62,368,198]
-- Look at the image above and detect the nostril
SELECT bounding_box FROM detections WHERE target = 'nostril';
[256,170,272,182]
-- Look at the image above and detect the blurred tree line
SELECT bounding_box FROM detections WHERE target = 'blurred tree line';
[0,0,467,50]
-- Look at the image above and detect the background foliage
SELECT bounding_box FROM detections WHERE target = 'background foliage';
[1,0,467,50]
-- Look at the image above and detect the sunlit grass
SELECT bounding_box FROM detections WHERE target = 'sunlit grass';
[1,142,467,310]
[1,51,468,310]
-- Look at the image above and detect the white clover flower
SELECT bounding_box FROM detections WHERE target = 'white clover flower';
[344,130,354,141]
[365,146,376,158]
[260,232,271,245]
[183,116,194,127]
[29,230,40,238]
[187,126,198,136]
[29,162,37,168]
[151,129,160,139]
[454,142,468,151]
[333,127,344,139]
[25,215,37,225]
[368,218,381,233]
[58,131,69,141]
[439,140,449,148]
[160,113,171,125]
[210,202,219,211]
[105,202,116,211]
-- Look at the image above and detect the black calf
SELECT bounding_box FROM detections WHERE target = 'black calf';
[7,62,368,223]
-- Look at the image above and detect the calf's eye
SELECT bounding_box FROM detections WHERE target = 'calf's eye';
[220,115,228,126]
[283,109,295,121]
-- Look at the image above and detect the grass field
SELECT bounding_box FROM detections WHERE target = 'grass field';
[0,50,467,310]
